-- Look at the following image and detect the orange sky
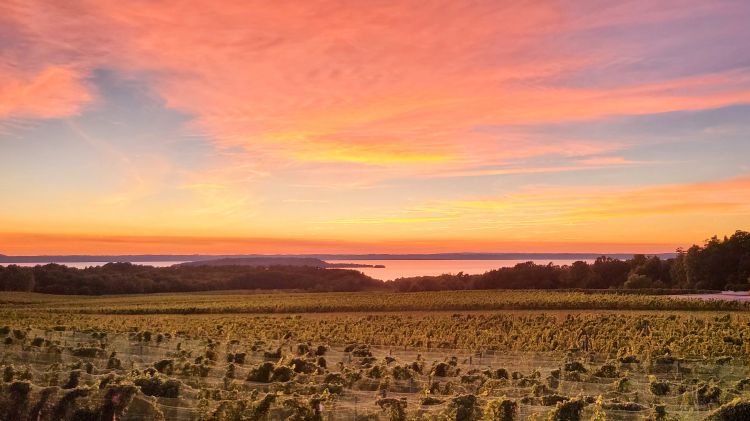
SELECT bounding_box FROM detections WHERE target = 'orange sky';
[1,1,749,255]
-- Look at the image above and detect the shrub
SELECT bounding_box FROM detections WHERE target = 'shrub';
[62,370,81,389]
[532,384,553,396]
[282,397,320,421]
[53,387,91,420]
[563,361,586,373]
[225,363,236,380]
[352,346,373,358]
[541,395,569,406]
[367,365,385,379]
[593,363,619,378]
[483,397,518,421]
[648,376,670,396]
[548,398,585,421]
[377,398,407,421]
[71,347,102,358]
[134,375,180,398]
[715,356,732,365]
[28,386,58,420]
[651,404,667,420]
[484,368,509,379]
[723,336,743,346]
[107,353,122,370]
[9,380,31,401]
[734,378,750,391]
[618,355,639,364]
[421,396,444,405]
[100,385,139,419]
[614,377,630,393]
[296,343,311,355]
[431,362,455,377]
[446,394,481,421]
[697,383,722,405]
[271,365,295,382]
[705,398,750,420]
[263,348,282,359]
[3,365,15,382]
[289,358,317,374]
[247,362,275,383]
[154,359,174,374]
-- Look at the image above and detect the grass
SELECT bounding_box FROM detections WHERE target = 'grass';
[1,289,748,314]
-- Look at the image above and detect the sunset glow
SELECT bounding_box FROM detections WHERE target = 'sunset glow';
[2,1,749,254]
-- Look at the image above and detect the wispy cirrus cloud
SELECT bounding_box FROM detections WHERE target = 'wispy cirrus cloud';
[3,0,750,171]
[0,66,94,119]
[317,175,750,245]
[1,1,750,253]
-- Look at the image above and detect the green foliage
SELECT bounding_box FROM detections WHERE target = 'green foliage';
[592,362,619,378]
[624,274,653,289]
[705,398,750,420]
[247,362,275,383]
[376,398,407,421]
[563,361,586,373]
[421,396,444,405]
[682,231,750,289]
[4,279,750,421]
[648,376,670,396]
[547,398,585,421]
[53,387,91,420]
[483,397,517,421]
[445,394,482,421]
[62,370,81,389]
[71,346,103,358]
[153,358,174,374]
[696,382,722,405]
[133,374,180,398]
[5,262,381,295]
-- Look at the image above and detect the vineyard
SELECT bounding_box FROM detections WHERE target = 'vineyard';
[2,290,749,314]
[2,290,750,420]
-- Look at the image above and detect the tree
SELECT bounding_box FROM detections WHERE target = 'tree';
[669,250,687,288]
[624,274,652,289]
[0,265,35,291]
[564,261,592,288]
[589,257,629,289]
[683,231,750,290]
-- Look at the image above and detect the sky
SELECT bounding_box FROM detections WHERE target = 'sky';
[1,0,750,255]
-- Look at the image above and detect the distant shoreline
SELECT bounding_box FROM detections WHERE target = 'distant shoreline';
[0,252,677,264]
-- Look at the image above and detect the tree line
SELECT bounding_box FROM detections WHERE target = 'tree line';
[0,263,382,295]
[1,230,748,295]
[390,231,750,292]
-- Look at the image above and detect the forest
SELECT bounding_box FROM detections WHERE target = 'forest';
[1,231,748,295]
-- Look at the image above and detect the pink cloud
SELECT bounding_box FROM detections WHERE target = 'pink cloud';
[0,66,93,119]
[2,0,749,172]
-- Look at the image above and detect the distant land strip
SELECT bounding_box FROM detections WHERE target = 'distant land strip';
[0,252,677,263]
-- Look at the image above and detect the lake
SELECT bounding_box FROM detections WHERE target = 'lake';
[2,258,592,280]
[326,259,592,280]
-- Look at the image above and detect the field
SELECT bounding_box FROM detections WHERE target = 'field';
[2,291,750,420]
